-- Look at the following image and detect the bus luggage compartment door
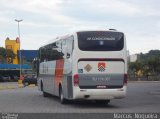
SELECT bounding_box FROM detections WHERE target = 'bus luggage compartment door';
[78,60,125,89]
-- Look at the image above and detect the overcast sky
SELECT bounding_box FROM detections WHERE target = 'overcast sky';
[0,0,160,54]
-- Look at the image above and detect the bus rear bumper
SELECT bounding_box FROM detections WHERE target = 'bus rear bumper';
[73,85,127,100]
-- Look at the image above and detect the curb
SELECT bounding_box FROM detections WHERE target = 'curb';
[0,84,36,90]
[0,86,18,90]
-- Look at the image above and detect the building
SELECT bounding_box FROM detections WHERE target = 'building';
[5,37,38,65]
[18,50,38,61]
[129,54,138,62]
[5,37,20,64]
[17,50,38,66]
[0,37,38,79]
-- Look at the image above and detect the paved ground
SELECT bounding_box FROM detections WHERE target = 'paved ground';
[0,82,160,113]
[0,82,18,90]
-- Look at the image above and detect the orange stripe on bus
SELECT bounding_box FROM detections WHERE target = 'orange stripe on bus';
[55,59,64,86]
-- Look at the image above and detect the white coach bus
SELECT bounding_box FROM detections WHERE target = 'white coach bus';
[37,30,127,104]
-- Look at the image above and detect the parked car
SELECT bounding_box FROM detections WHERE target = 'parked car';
[0,75,4,82]
[13,75,20,81]
[0,75,11,82]
[10,75,19,82]
[22,75,37,87]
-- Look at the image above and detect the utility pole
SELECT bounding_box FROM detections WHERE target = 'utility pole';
[15,19,23,80]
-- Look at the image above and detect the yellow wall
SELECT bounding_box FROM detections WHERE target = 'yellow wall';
[5,37,20,64]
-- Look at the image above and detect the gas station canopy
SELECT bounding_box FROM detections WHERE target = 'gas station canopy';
[0,64,31,70]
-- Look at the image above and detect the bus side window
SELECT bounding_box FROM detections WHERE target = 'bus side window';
[39,47,46,62]
[66,36,74,59]
[61,39,67,58]
[53,40,64,60]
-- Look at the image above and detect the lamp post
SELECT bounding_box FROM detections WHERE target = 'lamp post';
[15,19,23,80]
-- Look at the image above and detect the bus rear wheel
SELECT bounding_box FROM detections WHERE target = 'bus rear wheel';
[95,100,110,105]
[43,92,50,97]
[41,82,50,97]
[59,86,67,104]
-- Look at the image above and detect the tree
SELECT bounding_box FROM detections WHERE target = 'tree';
[128,50,160,77]
[147,56,160,75]
[0,55,6,63]
[129,61,143,77]
[0,47,16,63]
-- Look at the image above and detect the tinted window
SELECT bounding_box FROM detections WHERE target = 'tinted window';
[78,31,124,51]
[66,36,74,57]
[59,36,74,59]
[39,42,64,62]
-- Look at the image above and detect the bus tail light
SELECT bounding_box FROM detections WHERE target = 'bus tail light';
[124,74,128,85]
[73,74,79,86]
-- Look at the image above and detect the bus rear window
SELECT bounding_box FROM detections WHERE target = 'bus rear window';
[77,31,124,51]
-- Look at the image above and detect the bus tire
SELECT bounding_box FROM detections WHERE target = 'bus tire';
[59,86,67,104]
[41,81,43,91]
[95,100,110,105]
[43,91,50,97]
[41,82,49,97]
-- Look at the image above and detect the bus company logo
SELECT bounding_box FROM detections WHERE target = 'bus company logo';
[84,64,92,72]
[98,62,106,72]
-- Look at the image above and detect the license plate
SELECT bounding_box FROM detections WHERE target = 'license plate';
[96,85,107,89]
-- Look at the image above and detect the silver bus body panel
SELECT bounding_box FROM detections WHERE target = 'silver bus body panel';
[38,30,127,101]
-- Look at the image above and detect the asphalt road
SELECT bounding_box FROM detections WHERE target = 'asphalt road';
[0,82,160,113]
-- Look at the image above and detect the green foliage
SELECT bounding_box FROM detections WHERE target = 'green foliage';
[0,47,16,63]
[129,50,160,76]
[6,49,16,59]
[129,61,142,76]
[0,55,6,63]
[0,47,6,57]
